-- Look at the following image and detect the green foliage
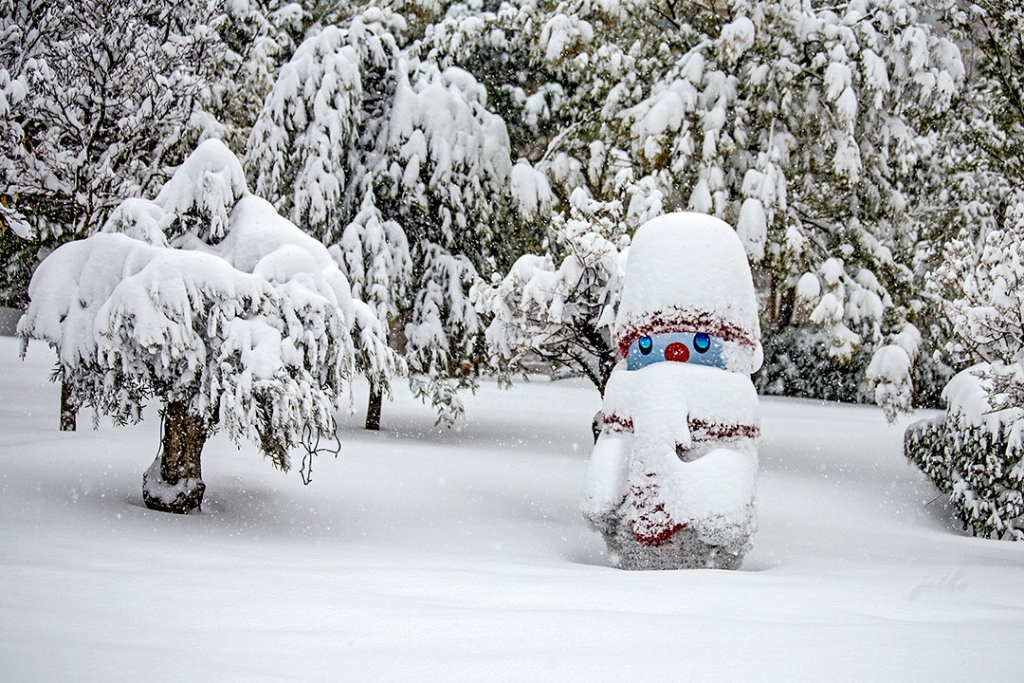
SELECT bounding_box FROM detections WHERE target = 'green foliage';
[905,413,1024,540]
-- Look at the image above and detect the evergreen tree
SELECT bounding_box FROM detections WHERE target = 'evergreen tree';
[246,6,542,425]
[879,0,1024,419]
[203,1,310,153]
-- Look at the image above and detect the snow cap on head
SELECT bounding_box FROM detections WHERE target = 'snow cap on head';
[616,212,762,373]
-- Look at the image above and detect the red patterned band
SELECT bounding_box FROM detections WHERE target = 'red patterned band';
[602,412,761,443]
[616,307,759,358]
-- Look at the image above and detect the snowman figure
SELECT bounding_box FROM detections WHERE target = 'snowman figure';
[581,212,763,570]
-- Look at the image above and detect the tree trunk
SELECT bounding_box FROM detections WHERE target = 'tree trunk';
[142,400,207,514]
[365,382,383,431]
[60,381,76,432]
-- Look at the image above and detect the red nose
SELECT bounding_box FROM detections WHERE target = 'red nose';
[665,342,690,363]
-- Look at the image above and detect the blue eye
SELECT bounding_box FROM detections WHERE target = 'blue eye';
[693,333,710,353]
[638,335,653,355]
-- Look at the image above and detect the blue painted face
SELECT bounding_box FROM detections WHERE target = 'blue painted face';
[626,331,727,371]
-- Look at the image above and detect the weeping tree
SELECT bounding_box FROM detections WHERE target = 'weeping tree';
[18,140,392,513]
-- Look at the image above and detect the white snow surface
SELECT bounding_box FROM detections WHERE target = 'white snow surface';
[2,337,1024,681]
[584,362,759,544]
[615,212,762,373]
[942,363,1022,436]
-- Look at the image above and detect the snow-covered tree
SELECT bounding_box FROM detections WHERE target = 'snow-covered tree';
[246,9,405,244]
[1,0,234,428]
[245,8,413,425]
[17,140,385,513]
[946,0,1024,193]
[876,0,1024,420]
[201,1,310,153]
[482,188,624,395]
[451,0,965,408]
[1,0,223,239]
[246,6,541,425]
[0,0,43,306]
[329,189,410,428]
[379,58,527,421]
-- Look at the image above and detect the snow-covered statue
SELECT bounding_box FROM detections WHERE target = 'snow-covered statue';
[581,212,763,570]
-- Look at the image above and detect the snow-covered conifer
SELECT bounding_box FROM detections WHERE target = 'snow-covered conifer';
[246,9,406,245]
[330,188,411,428]
[202,1,309,153]
[246,9,536,425]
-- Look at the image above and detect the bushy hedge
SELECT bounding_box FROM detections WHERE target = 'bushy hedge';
[905,415,1024,540]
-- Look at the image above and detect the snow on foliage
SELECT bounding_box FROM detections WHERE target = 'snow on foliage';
[866,344,913,423]
[0,1,225,234]
[379,57,519,421]
[246,12,402,244]
[154,138,249,244]
[245,8,541,424]
[381,59,514,250]
[904,194,1024,540]
[18,139,385,509]
[480,189,628,395]
[445,0,967,413]
[202,1,308,152]
[906,365,1024,541]
[0,0,228,309]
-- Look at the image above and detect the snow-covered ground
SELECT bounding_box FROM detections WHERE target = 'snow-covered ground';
[2,335,1022,682]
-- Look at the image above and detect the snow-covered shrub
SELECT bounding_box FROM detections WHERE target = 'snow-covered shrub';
[867,345,914,423]
[905,366,1024,540]
[905,196,1024,539]
[18,140,386,513]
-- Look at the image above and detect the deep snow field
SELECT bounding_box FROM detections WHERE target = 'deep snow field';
[2,335,1023,682]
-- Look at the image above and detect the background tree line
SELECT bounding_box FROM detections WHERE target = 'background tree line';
[3,0,1023,431]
